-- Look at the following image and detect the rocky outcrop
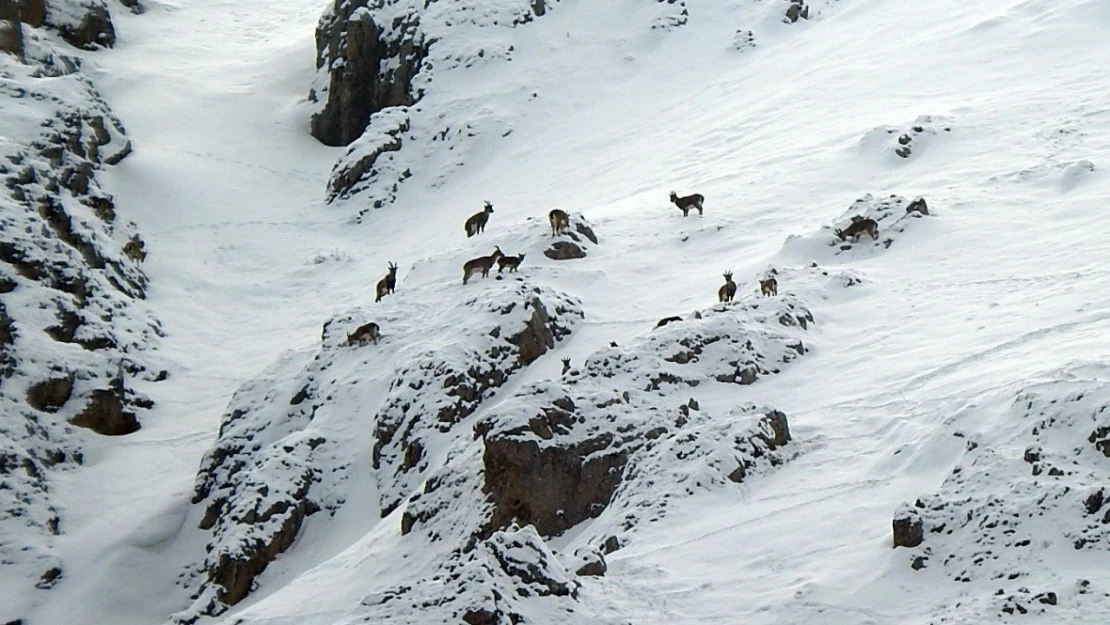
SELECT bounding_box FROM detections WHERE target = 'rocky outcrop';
[69,375,140,436]
[1,8,158,618]
[0,1,23,59]
[371,284,582,516]
[45,0,116,50]
[407,295,811,545]
[180,280,582,620]
[893,364,1110,619]
[25,374,73,412]
[891,504,923,548]
[544,213,597,260]
[311,0,557,204]
[326,107,410,204]
[783,0,809,23]
[309,0,427,147]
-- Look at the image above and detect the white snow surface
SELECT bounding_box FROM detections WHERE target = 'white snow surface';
[5,0,1110,623]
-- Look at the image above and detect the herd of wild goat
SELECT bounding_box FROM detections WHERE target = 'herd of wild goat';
[344,191,887,348]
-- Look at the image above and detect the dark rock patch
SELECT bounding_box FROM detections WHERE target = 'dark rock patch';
[26,374,74,413]
[544,241,585,260]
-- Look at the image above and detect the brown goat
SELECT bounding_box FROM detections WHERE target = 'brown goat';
[561,358,571,375]
[549,209,570,237]
[835,218,879,242]
[465,201,494,237]
[670,191,704,217]
[759,277,778,297]
[347,322,380,346]
[375,262,398,302]
[497,253,525,273]
[462,247,503,284]
[718,271,737,303]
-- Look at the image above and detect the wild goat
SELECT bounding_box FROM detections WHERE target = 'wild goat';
[759,277,778,297]
[670,191,704,217]
[835,218,879,242]
[375,262,399,302]
[561,358,571,375]
[347,322,380,346]
[549,209,570,237]
[462,247,503,284]
[497,253,525,273]
[718,272,737,303]
[465,201,494,237]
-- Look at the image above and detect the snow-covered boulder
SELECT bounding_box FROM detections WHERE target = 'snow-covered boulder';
[44,0,116,50]
[782,193,933,262]
[894,363,1110,620]
[859,114,954,162]
[181,279,582,618]
[542,212,598,260]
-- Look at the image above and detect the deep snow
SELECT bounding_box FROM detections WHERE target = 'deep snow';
[9,0,1110,623]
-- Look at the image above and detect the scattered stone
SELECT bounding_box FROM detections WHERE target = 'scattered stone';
[544,241,586,260]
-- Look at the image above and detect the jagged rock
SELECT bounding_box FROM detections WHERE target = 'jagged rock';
[892,504,924,548]
[70,381,140,436]
[894,365,1110,620]
[48,0,116,50]
[571,546,607,577]
[372,286,582,516]
[326,107,410,202]
[455,298,810,539]
[26,374,74,413]
[310,1,426,146]
[0,0,23,59]
[784,0,809,23]
[544,241,585,260]
[572,220,598,244]
[21,0,45,27]
[181,280,582,619]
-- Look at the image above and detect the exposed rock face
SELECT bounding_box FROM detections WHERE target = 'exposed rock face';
[781,192,934,260]
[326,107,410,203]
[25,374,74,412]
[371,285,582,516]
[45,0,117,50]
[892,504,923,548]
[0,0,23,59]
[310,0,427,147]
[180,280,582,620]
[408,295,811,544]
[312,0,556,203]
[69,378,140,436]
[893,364,1110,619]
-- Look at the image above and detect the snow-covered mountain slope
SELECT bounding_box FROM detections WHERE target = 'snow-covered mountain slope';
[0,2,163,618]
[5,0,1110,623]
